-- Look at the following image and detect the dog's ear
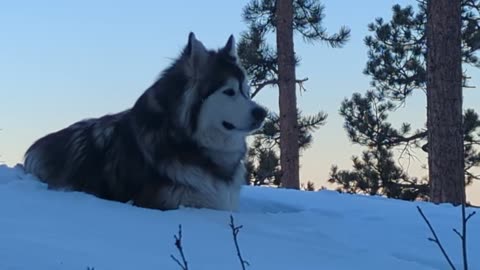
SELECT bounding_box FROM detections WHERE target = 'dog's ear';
[222,34,237,59]
[185,32,208,69]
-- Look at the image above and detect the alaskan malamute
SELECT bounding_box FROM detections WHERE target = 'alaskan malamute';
[24,32,267,211]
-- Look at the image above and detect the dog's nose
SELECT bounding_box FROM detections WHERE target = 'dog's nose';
[251,107,267,122]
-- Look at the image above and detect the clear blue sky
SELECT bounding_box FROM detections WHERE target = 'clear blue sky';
[1,0,479,202]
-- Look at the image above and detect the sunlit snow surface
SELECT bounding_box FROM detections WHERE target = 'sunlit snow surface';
[0,164,478,270]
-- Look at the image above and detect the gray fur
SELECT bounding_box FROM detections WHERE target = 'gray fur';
[23,32,267,211]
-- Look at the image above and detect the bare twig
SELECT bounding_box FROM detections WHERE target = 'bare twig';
[170,225,189,270]
[229,215,250,270]
[296,77,309,95]
[452,203,476,270]
[416,206,456,270]
[397,139,415,173]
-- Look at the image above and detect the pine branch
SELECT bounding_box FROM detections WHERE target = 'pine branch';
[251,78,309,98]
[465,171,480,181]
[170,225,189,270]
[229,215,250,270]
[295,1,350,47]
[386,180,427,192]
[387,131,427,146]
[251,79,278,98]
[417,206,456,270]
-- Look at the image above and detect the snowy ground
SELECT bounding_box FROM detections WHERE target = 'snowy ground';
[0,164,478,270]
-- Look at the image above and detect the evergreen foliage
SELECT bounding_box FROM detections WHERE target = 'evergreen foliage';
[239,0,349,186]
[330,1,480,200]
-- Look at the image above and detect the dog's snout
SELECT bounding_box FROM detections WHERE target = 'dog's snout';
[251,107,267,122]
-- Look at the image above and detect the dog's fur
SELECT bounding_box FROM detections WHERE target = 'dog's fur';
[23,33,267,211]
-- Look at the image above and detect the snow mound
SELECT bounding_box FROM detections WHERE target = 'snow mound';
[0,164,478,270]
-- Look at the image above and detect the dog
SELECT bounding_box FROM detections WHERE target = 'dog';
[23,32,267,211]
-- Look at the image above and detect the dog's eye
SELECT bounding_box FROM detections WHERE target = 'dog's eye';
[223,89,235,97]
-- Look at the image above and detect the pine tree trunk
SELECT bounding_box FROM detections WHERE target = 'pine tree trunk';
[426,0,465,205]
[276,0,300,189]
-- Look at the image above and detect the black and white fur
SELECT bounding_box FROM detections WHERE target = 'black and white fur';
[23,33,267,211]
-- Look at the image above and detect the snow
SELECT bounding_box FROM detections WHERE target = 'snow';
[0,164,478,270]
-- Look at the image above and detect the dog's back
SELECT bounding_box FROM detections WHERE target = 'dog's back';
[24,111,156,203]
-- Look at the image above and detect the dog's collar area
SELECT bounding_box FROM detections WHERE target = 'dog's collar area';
[222,121,235,130]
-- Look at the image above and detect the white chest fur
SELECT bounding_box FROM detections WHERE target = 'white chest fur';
[157,160,246,211]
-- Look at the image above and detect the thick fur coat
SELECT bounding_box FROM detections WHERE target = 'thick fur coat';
[23,33,267,211]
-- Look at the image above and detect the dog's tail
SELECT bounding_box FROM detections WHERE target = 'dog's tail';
[24,133,56,182]
[23,119,93,184]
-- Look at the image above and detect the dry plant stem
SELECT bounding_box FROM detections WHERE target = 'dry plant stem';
[416,206,456,270]
[452,203,476,270]
[229,215,250,270]
[170,225,189,270]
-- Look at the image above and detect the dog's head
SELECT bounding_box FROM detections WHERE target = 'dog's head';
[177,33,267,151]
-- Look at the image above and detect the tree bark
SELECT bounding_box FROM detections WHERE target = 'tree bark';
[426,0,465,205]
[276,0,300,189]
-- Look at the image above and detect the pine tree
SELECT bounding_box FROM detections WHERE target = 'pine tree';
[329,91,429,200]
[426,0,465,205]
[330,1,480,201]
[276,0,300,189]
[464,109,480,183]
[246,111,327,186]
[239,0,350,188]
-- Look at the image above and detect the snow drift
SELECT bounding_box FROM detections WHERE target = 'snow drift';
[0,164,478,270]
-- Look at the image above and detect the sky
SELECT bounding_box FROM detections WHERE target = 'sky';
[1,0,479,203]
